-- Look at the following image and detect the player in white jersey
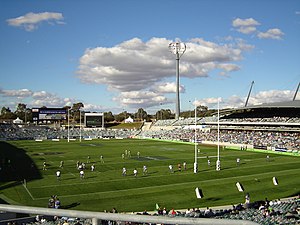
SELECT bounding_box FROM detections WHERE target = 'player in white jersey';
[133,168,138,177]
[122,167,127,176]
[169,164,173,173]
[143,165,147,175]
[56,170,61,180]
[236,158,240,166]
[80,170,85,179]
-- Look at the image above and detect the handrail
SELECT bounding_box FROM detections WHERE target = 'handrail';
[0,204,259,225]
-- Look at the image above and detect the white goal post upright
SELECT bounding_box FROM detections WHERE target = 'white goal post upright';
[194,98,198,174]
[216,98,221,171]
[80,110,82,142]
[68,108,70,143]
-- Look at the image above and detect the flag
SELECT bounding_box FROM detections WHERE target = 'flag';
[195,187,204,199]
[236,182,244,192]
[272,177,278,186]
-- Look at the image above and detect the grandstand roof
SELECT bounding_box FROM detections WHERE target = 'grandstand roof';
[243,100,300,109]
[219,100,300,116]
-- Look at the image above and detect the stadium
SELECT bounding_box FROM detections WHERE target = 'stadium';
[0,98,299,225]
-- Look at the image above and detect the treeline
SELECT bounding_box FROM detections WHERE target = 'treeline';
[0,102,214,123]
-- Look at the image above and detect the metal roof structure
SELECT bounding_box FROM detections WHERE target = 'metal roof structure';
[241,100,300,110]
[218,100,300,117]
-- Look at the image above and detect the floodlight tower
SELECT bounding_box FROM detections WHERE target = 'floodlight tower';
[169,41,186,120]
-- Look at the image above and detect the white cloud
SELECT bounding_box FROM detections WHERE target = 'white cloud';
[7,12,64,31]
[113,91,168,108]
[81,103,105,112]
[0,88,111,112]
[232,18,260,34]
[237,26,257,34]
[257,28,284,40]
[194,97,223,108]
[2,89,33,98]
[249,90,293,105]
[77,37,247,108]
[232,18,260,27]
[193,89,294,110]
[153,82,185,93]
[32,91,50,99]
[77,37,244,90]
[217,63,240,72]
[232,18,284,41]
[235,38,255,51]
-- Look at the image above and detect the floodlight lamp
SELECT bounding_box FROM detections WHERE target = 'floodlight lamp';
[168,42,186,56]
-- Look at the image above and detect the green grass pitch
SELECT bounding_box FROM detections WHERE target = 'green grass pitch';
[0,139,299,213]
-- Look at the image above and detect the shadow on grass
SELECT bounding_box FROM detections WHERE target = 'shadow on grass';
[0,198,9,204]
[60,202,80,209]
[0,141,42,186]
[205,197,221,201]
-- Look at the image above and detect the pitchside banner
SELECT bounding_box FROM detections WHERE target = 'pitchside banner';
[253,145,267,150]
[32,108,67,121]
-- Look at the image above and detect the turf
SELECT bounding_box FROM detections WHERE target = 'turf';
[0,139,299,213]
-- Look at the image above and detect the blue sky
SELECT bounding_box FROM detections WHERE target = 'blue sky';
[1,0,299,114]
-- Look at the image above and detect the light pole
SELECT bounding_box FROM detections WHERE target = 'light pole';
[160,103,163,120]
[189,100,192,118]
[169,41,186,120]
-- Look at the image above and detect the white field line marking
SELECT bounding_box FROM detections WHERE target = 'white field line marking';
[30,167,300,200]
[22,182,35,200]
[67,170,76,177]
[33,159,299,188]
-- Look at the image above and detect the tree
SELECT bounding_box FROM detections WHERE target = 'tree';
[155,109,173,120]
[72,102,84,122]
[72,102,84,111]
[1,107,10,116]
[135,108,148,121]
[104,111,114,122]
[14,103,27,121]
[0,107,15,119]
[114,111,127,122]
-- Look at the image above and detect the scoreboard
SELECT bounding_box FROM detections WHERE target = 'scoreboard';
[32,108,67,121]
[85,112,104,128]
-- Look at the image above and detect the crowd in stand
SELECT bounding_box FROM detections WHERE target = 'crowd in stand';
[153,116,300,126]
[1,115,299,151]
[140,128,300,151]
[5,196,299,225]
[0,123,139,141]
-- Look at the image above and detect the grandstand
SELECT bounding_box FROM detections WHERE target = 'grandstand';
[141,99,300,153]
